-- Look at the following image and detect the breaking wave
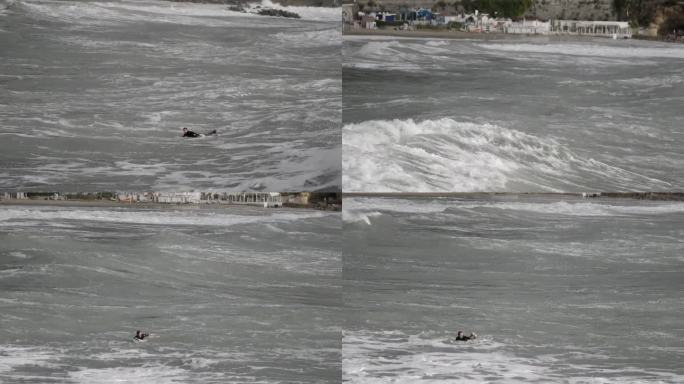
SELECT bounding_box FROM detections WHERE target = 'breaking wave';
[342,118,671,192]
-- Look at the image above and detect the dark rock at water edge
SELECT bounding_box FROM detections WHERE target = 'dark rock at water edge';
[257,8,301,18]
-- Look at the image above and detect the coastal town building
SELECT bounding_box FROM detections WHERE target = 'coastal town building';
[222,192,283,207]
[1,192,28,200]
[506,19,550,34]
[115,192,283,207]
[0,192,343,210]
[283,192,311,205]
[344,6,634,38]
[551,20,632,38]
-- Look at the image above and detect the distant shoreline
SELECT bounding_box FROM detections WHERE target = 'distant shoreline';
[0,199,339,211]
[342,192,684,201]
[343,28,507,40]
[343,28,645,42]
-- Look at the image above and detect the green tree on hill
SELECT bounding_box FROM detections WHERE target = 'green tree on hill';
[612,0,682,26]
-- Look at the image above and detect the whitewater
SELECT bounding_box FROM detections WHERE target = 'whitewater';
[0,203,341,383]
[343,195,684,383]
[343,36,684,192]
[0,0,341,191]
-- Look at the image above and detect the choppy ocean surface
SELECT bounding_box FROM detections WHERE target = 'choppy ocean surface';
[343,36,684,192]
[0,204,341,383]
[343,196,684,383]
[0,0,341,191]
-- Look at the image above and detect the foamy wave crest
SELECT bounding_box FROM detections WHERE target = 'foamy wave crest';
[0,207,327,227]
[476,42,684,59]
[257,0,340,21]
[18,0,335,28]
[343,117,671,192]
[344,40,434,72]
[344,197,452,221]
[272,28,341,48]
[342,210,382,225]
[19,0,251,27]
[343,118,569,192]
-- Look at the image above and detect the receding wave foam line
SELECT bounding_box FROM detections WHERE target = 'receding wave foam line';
[342,118,670,192]
[0,207,327,227]
[343,197,684,223]
[476,42,684,59]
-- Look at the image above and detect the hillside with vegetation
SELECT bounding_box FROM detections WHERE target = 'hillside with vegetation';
[351,0,683,37]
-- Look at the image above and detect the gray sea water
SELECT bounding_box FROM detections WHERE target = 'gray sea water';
[343,196,684,383]
[343,36,684,192]
[0,203,341,383]
[0,0,341,192]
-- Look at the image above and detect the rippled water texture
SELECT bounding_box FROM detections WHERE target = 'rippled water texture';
[343,36,684,192]
[0,204,341,383]
[0,0,341,191]
[343,196,684,383]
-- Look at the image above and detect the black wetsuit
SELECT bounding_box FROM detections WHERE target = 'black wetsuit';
[182,130,201,138]
[455,335,472,341]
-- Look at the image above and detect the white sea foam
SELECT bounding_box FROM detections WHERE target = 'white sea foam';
[343,331,684,383]
[0,207,329,227]
[343,331,550,383]
[342,210,382,225]
[0,345,58,375]
[343,117,671,192]
[8,251,29,259]
[343,198,452,224]
[272,28,341,48]
[19,0,336,28]
[68,366,189,384]
[476,42,684,59]
[343,118,564,192]
[344,197,684,219]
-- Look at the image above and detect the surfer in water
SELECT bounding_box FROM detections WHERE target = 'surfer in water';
[181,127,217,138]
[454,331,477,341]
[134,330,149,341]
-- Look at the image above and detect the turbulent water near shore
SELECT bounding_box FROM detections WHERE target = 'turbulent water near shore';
[0,0,341,191]
[0,204,340,383]
[343,36,684,192]
[343,196,684,383]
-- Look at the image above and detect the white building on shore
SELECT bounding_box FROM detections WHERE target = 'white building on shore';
[506,19,551,34]
[223,192,282,207]
[551,20,631,38]
[151,192,201,204]
[1,192,28,200]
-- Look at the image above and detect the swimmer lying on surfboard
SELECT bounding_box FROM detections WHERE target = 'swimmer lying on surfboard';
[181,127,217,138]
[454,331,477,341]
[133,330,149,341]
